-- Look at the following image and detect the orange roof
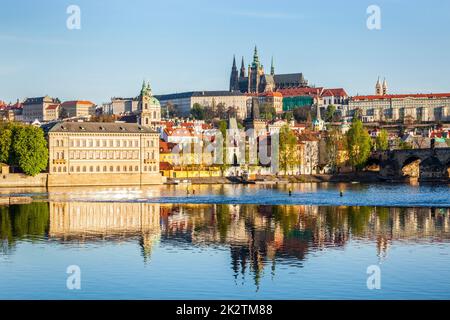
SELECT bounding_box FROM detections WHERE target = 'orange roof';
[46,104,59,110]
[159,140,176,153]
[159,162,173,170]
[164,127,194,137]
[352,93,450,101]
[260,91,283,97]
[61,100,95,106]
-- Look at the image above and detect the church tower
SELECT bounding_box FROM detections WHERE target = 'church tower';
[229,55,239,92]
[248,46,264,93]
[375,77,382,95]
[239,57,246,79]
[382,78,388,95]
[138,81,161,130]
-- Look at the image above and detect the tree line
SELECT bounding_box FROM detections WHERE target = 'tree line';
[0,123,49,176]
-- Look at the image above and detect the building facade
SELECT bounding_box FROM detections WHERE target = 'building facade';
[346,79,450,123]
[22,96,61,122]
[156,91,250,119]
[60,100,96,118]
[46,122,163,186]
[348,93,450,123]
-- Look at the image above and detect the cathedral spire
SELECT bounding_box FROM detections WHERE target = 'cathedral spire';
[240,56,246,78]
[253,46,259,65]
[229,55,239,92]
[270,56,275,75]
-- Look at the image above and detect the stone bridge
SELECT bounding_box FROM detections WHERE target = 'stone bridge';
[370,148,450,181]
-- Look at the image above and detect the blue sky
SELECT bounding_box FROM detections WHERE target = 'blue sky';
[0,0,449,104]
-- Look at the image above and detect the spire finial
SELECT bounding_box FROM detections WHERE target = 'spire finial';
[253,45,259,64]
[270,56,275,75]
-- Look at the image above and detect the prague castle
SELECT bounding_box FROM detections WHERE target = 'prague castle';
[229,46,308,94]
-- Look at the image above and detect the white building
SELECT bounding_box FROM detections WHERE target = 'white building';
[22,96,61,123]
[155,91,251,119]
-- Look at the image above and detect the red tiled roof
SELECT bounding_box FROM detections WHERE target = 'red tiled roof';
[277,87,323,97]
[159,162,173,170]
[322,88,348,97]
[46,104,59,110]
[164,127,194,137]
[159,140,176,153]
[352,93,450,101]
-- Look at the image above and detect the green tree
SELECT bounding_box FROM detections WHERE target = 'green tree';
[346,118,371,171]
[0,123,13,163]
[11,126,49,176]
[190,103,205,120]
[282,111,293,122]
[397,138,413,150]
[259,103,276,121]
[278,125,299,175]
[375,129,389,151]
[325,128,343,173]
[325,104,336,122]
[293,107,311,122]
[217,120,230,175]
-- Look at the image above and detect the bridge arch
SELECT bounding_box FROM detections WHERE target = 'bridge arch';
[365,158,381,172]
[420,156,444,180]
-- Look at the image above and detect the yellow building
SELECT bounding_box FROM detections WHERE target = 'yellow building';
[47,122,163,186]
[159,140,221,178]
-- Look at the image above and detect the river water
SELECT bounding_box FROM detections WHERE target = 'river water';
[0,183,449,299]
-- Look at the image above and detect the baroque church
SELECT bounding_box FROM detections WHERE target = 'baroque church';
[137,80,161,131]
[229,46,309,94]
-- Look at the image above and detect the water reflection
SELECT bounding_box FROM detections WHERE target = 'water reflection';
[1,201,449,289]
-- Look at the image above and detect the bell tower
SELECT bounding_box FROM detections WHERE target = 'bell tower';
[138,81,161,130]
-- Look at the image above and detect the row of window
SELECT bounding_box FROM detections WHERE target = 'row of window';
[54,150,156,160]
[54,139,156,148]
[52,165,157,173]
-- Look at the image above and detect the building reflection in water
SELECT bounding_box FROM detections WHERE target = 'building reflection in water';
[1,201,449,287]
[49,202,161,261]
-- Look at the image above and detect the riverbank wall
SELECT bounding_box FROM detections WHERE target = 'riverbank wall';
[167,172,384,185]
[0,173,166,188]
